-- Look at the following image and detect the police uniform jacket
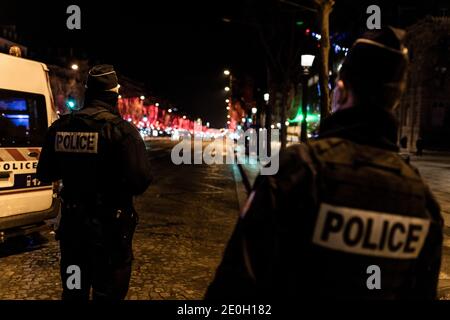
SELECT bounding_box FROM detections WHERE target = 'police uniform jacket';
[37,94,152,209]
[206,106,443,300]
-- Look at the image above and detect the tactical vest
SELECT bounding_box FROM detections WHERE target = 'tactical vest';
[292,137,433,299]
[52,109,123,203]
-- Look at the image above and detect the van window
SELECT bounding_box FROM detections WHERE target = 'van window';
[0,88,47,147]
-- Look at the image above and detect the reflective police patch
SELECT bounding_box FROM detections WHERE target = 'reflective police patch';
[312,203,430,259]
[55,131,99,154]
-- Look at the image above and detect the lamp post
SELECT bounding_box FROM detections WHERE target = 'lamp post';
[224,69,233,129]
[300,54,315,142]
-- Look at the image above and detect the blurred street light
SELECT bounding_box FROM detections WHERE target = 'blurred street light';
[225,99,230,103]
[226,106,230,110]
[140,95,145,100]
[155,103,160,107]
[300,54,315,142]
[301,54,315,68]
[183,115,187,119]
[224,86,230,92]
[224,70,230,76]
[264,93,270,103]
[71,64,79,71]
[251,107,257,114]
[168,109,172,113]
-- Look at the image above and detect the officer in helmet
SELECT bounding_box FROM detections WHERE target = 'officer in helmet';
[206,27,443,300]
[37,65,152,300]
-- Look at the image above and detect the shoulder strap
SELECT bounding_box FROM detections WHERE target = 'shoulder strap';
[91,110,123,125]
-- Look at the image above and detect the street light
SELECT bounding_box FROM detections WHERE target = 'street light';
[226,106,230,110]
[225,99,230,103]
[251,107,257,114]
[301,54,315,68]
[300,54,315,142]
[71,64,79,71]
[140,95,145,100]
[168,109,172,113]
[224,86,230,92]
[264,93,270,103]
[155,103,160,107]
[224,70,230,76]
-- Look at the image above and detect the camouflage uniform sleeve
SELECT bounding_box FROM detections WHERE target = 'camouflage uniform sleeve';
[36,123,61,183]
[117,121,153,195]
[205,145,313,300]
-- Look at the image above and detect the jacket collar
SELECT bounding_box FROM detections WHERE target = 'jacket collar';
[319,106,399,152]
[81,90,120,116]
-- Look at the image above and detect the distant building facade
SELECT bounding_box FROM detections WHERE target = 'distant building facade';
[397,16,450,151]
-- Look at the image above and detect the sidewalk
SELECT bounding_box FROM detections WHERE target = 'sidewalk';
[410,156,450,299]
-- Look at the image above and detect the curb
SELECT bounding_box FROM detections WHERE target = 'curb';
[233,163,261,210]
[237,163,252,195]
[232,164,250,211]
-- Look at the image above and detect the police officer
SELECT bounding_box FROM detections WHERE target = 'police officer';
[37,65,152,300]
[206,27,443,300]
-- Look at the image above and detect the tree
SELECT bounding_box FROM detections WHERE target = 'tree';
[233,0,333,148]
[282,0,335,128]
[249,1,307,150]
[314,0,334,125]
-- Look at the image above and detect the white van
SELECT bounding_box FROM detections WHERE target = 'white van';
[0,51,60,240]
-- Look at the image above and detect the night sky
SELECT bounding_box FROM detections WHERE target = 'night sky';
[1,0,446,127]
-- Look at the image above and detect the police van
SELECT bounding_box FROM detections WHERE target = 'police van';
[0,50,60,241]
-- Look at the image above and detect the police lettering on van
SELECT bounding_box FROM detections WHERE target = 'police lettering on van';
[312,203,430,259]
[1,161,38,172]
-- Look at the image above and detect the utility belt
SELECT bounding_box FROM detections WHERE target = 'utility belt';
[57,193,138,247]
